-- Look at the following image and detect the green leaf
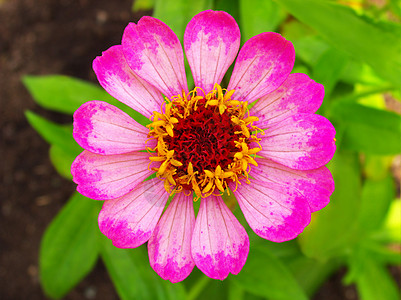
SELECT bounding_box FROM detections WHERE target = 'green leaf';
[287,256,340,297]
[101,239,186,300]
[358,175,395,233]
[214,0,240,22]
[40,193,101,298]
[25,110,82,155]
[256,238,340,297]
[292,36,329,67]
[340,60,386,86]
[23,75,150,126]
[251,237,300,259]
[381,200,401,243]
[228,280,245,300]
[274,0,401,89]
[26,111,82,181]
[190,274,228,300]
[389,0,401,18]
[299,150,362,260]
[239,0,286,41]
[153,0,213,41]
[132,0,154,12]
[49,145,75,180]
[331,85,394,105]
[354,84,387,109]
[329,102,401,155]
[231,247,309,300]
[292,36,386,87]
[313,47,348,100]
[346,246,401,300]
[360,240,401,266]
[363,154,394,180]
[23,75,115,114]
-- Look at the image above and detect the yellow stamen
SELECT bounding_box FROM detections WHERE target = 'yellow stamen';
[146,83,263,200]
[149,156,165,162]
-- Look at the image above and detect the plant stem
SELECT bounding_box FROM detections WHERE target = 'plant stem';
[187,275,211,300]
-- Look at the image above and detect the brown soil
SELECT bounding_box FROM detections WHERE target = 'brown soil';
[0,0,397,299]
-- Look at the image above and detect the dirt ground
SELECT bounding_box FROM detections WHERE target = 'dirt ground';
[0,0,397,299]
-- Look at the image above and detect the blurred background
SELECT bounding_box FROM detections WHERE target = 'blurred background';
[0,1,146,298]
[1,0,400,299]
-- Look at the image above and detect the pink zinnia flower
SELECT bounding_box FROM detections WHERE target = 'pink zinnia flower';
[71,10,336,282]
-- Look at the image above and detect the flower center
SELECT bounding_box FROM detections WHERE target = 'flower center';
[147,84,262,199]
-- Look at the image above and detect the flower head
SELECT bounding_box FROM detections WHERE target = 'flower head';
[72,10,336,282]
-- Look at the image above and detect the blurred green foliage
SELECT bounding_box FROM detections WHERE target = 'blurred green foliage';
[24,0,401,299]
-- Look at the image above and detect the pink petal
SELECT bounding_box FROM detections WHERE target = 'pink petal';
[122,17,188,98]
[259,113,336,170]
[254,158,334,212]
[184,10,240,92]
[233,180,311,242]
[73,101,152,155]
[191,195,249,280]
[251,73,325,128]
[227,32,295,103]
[71,150,154,201]
[98,178,168,248]
[93,45,164,119]
[148,193,195,283]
